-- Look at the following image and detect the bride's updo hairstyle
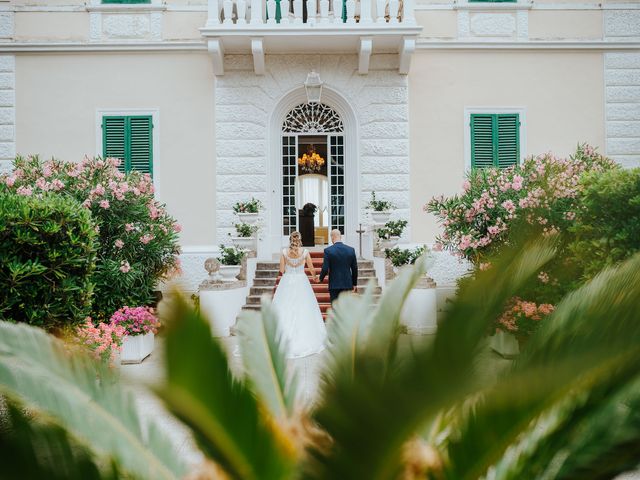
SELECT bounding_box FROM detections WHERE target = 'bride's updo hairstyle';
[289,231,302,255]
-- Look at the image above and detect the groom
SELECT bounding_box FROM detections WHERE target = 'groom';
[319,229,359,304]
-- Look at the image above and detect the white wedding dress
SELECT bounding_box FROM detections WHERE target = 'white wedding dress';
[272,249,327,359]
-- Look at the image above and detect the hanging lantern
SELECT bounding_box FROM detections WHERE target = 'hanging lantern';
[304,70,323,104]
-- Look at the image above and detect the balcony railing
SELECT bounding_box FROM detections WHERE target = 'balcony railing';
[206,0,416,26]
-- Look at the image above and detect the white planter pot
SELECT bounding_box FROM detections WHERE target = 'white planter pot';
[380,236,400,249]
[120,332,154,364]
[236,212,259,224]
[400,286,437,335]
[489,330,520,358]
[219,264,241,282]
[231,236,256,250]
[370,211,391,224]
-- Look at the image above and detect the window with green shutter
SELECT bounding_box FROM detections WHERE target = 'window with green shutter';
[102,115,153,175]
[470,113,520,169]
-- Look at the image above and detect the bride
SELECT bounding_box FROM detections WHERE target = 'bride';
[272,231,327,359]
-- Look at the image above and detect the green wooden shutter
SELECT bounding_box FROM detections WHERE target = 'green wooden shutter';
[128,116,153,175]
[103,116,126,172]
[471,114,495,169]
[497,114,519,168]
[471,113,520,169]
[102,115,153,175]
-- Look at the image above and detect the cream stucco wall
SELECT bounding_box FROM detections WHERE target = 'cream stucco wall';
[15,53,216,247]
[409,50,605,243]
[15,12,89,41]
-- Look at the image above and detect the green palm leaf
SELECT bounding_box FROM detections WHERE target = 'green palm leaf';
[0,398,121,480]
[157,294,296,480]
[321,281,375,385]
[442,253,640,480]
[236,298,298,417]
[0,321,186,480]
[304,238,557,480]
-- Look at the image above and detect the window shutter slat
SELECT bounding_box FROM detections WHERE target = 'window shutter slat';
[103,116,126,173]
[471,114,495,169]
[128,116,153,175]
[497,114,519,168]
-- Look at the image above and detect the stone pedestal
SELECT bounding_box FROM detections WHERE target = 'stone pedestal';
[199,280,248,337]
[489,330,520,358]
[400,276,437,335]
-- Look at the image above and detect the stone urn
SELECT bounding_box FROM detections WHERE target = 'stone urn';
[400,275,438,335]
[380,236,400,250]
[236,212,259,224]
[370,210,392,224]
[219,264,241,282]
[230,236,256,250]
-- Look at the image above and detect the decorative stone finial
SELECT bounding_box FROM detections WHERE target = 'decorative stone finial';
[204,257,220,276]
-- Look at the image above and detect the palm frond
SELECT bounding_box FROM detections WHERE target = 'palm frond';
[0,397,120,480]
[157,294,296,480]
[0,321,186,480]
[303,237,557,480]
[321,281,375,386]
[442,252,640,480]
[236,298,298,417]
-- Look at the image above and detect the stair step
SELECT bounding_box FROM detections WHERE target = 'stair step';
[276,276,378,286]
[258,268,376,276]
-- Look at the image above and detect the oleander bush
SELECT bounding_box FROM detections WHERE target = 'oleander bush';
[1,155,182,320]
[0,189,97,331]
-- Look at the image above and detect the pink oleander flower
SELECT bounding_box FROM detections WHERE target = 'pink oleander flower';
[16,186,32,196]
[94,184,105,196]
[114,239,124,249]
[119,260,131,273]
[99,199,110,209]
[433,242,443,252]
[5,174,16,187]
[140,234,154,245]
[51,179,65,191]
[125,223,135,232]
[462,180,471,192]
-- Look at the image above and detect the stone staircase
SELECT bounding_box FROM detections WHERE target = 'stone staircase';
[241,250,381,320]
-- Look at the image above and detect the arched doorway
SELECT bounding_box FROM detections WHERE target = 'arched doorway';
[280,102,345,247]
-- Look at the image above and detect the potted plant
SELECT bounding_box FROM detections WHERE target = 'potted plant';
[217,244,246,281]
[110,306,160,364]
[233,198,263,224]
[71,318,126,368]
[491,298,555,358]
[386,246,438,335]
[367,191,394,224]
[376,219,407,249]
[230,222,258,250]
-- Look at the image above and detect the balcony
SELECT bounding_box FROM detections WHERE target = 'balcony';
[200,0,422,75]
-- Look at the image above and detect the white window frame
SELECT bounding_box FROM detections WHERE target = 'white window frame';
[464,107,527,172]
[96,108,161,199]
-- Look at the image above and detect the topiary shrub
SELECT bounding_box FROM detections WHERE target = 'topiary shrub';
[0,189,97,331]
[1,156,181,320]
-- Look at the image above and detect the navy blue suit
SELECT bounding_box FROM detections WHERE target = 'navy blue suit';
[319,242,358,304]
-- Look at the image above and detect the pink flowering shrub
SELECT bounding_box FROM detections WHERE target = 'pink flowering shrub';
[1,155,182,319]
[110,306,160,336]
[497,298,555,339]
[426,144,617,339]
[72,318,126,365]
[425,144,616,264]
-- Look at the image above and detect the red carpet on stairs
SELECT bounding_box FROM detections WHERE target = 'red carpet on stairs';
[274,250,332,320]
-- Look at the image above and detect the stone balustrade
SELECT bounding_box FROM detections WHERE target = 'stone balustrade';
[207,0,415,27]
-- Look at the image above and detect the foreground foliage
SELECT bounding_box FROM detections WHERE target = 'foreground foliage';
[2,235,640,479]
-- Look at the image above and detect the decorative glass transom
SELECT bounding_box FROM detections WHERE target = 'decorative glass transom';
[282,103,344,134]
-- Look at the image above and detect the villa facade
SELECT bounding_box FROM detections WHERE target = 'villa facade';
[2,0,639,289]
